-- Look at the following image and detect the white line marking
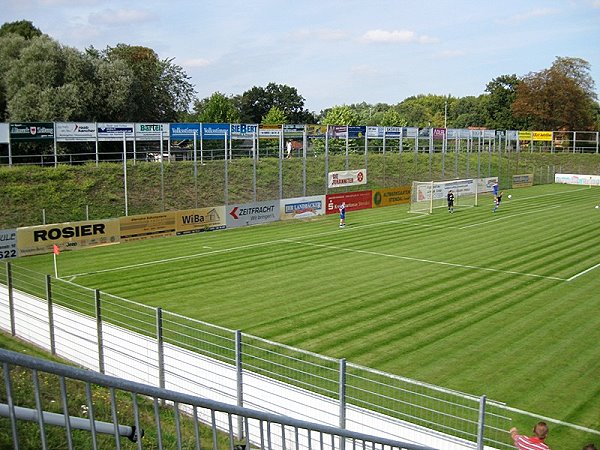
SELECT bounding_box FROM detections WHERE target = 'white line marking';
[283,239,567,281]
[68,214,428,278]
[567,262,600,282]
[459,205,562,229]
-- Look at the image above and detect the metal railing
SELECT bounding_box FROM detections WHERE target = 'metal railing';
[0,263,512,450]
[1,347,435,450]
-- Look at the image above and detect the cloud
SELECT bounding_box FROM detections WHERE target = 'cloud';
[183,58,212,68]
[436,50,466,58]
[361,29,438,44]
[89,8,154,26]
[289,28,347,41]
[592,0,600,7]
[350,64,381,76]
[499,8,560,24]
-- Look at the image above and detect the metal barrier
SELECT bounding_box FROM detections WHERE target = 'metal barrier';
[0,264,512,450]
[0,347,435,450]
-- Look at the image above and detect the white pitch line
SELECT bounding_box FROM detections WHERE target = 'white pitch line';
[284,239,567,281]
[458,205,561,229]
[567,262,600,282]
[68,214,428,278]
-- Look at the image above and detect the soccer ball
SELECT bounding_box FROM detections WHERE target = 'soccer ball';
[595,205,599,209]
[508,194,512,199]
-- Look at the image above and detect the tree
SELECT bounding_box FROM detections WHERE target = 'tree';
[101,44,194,122]
[512,57,598,130]
[262,106,287,124]
[321,105,360,125]
[238,83,309,123]
[483,74,522,130]
[380,108,406,127]
[194,92,239,123]
[0,20,42,40]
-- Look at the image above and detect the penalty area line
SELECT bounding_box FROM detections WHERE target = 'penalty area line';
[459,205,561,229]
[567,262,600,282]
[284,239,567,281]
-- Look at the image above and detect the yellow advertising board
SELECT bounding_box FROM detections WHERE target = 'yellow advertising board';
[518,131,552,142]
[512,173,534,188]
[17,219,120,256]
[372,186,412,208]
[175,206,226,235]
[119,211,176,242]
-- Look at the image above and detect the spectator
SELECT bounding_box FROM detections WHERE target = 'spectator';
[510,422,550,450]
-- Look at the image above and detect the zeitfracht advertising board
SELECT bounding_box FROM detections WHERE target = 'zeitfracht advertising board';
[56,122,97,142]
[16,219,120,256]
[328,169,367,188]
[0,229,17,260]
[279,196,325,220]
[226,200,279,228]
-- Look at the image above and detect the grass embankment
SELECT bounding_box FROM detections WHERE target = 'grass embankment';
[2,151,600,228]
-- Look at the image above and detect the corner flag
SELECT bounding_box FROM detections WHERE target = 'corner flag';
[52,244,60,278]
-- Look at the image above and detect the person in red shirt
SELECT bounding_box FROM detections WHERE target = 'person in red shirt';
[510,422,550,450]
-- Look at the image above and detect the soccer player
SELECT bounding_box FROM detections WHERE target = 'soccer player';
[493,191,503,212]
[493,180,499,198]
[339,202,346,228]
[447,190,455,213]
[510,422,551,450]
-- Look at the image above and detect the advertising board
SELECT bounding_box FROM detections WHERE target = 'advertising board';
[226,200,279,228]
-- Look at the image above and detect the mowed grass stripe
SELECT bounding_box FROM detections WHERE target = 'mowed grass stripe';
[9,184,600,440]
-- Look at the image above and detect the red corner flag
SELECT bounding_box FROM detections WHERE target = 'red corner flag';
[53,244,60,255]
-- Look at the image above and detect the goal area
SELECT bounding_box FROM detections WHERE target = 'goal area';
[409,179,479,214]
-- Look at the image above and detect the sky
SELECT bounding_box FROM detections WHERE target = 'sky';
[3,0,600,113]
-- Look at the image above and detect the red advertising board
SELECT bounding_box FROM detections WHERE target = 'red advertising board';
[325,191,372,215]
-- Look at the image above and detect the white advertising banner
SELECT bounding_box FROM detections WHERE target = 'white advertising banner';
[279,196,326,220]
[0,123,9,144]
[97,122,135,141]
[477,177,498,193]
[0,229,17,260]
[55,122,97,142]
[328,169,367,189]
[226,200,280,228]
[415,179,476,201]
[135,123,170,140]
[555,173,600,186]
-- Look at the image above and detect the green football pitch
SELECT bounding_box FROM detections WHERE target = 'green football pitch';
[11,183,600,437]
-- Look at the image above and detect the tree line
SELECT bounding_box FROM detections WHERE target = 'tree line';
[1,20,599,131]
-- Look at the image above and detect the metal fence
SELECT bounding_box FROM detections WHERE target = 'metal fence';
[1,262,517,450]
[1,347,439,450]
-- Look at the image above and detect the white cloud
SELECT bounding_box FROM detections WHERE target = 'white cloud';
[350,64,381,76]
[89,8,154,26]
[436,50,466,58]
[500,8,560,24]
[183,58,212,68]
[361,29,438,44]
[289,28,347,41]
[592,0,600,8]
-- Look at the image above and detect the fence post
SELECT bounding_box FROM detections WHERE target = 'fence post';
[6,262,15,336]
[156,308,165,394]
[235,330,244,440]
[46,275,55,355]
[476,395,487,450]
[339,358,346,429]
[95,289,104,374]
